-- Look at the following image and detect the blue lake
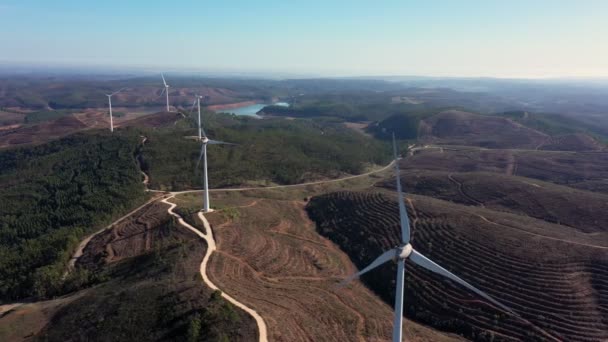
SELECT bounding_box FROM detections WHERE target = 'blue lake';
[214,102,289,117]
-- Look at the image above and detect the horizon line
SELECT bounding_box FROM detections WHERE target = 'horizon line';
[1,60,608,82]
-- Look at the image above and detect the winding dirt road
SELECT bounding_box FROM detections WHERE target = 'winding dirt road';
[155,160,395,195]
[65,195,161,276]
[161,196,269,342]
[62,158,395,342]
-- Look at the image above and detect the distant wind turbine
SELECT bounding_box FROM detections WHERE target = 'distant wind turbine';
[339,133,516,342]
[191,97,236,212]
[160,73,170,112]
[105,88,126,132]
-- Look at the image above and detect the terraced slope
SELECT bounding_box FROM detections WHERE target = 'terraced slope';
[0,115,87,148]
[419,111,549,149]
[30,201,258,341]
[120,111,183,128]
[76,201,174,270]
[204,196,464,342]
[377,171,608,233]
[307,191,608,341]
[538,133,605,152]
[405,148,608,193]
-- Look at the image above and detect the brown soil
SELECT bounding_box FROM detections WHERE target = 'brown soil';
[30,200,257,341]
[344,121,373,137]
[539,133,605,152]
[403,148,608,191]
[120,111,183,128]
[307,191,608,341]
[205,198,464,342]
[0,115,87,148]
[379,170,608,233]
[419,110,549,149]
[0,110,25,126]
[0,292,89,341]
[76,201,172,270]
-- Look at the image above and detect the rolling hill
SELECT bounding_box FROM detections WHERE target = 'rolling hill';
[1,201,257,341]
[377,170,608,233]
[418,110,604,151]
[307,191,608,341]
[404,148,608,193]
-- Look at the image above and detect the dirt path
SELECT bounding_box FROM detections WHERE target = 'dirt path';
[167,160,395,195]
[505,151,516,176]
[448,173,485,207]
[64,195,161,277]
[0,303,23,316]
[58,159,392,338]
[161,196,268,342]
[475,213,608,249]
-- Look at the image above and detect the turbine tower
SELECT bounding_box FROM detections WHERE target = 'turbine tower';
[197,95,203,140]
[105,88,125,132]
[161,73,170,112]
[340,134,516,342]
[193,103,236,212]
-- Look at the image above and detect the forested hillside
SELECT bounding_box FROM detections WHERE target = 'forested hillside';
[141,114,390,190]
[0,132,148,301]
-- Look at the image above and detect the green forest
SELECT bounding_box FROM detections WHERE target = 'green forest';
[141,112,391,190]
[0,132,148,301]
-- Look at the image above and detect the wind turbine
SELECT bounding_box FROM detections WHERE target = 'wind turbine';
[105,88,125,132]
[192,98,236,212]
[196,95,203,140]
[160,73,170,112]
[340,134,515,342]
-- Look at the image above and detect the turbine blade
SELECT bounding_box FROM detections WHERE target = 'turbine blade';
[159,87,166,98]
[195,144,205,170]
[338,249,395,287]
[207,139,236,145]
[393,133,411,244]
[161,73,167,87]
[197,96,207,138]
[409,249,516,314]
[110,87,127,96]
[200,124,207,139]
[188,98,197,116]
[392,259,406,342]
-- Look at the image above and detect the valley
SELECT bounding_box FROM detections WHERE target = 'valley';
[1,75,607,341]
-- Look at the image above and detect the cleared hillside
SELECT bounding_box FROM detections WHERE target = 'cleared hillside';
[307,191,608,341]
[377,171,608,233]
[3,201,258,341]
[404,148,608,193]
[0,115,87,148]
[419,110,549,149]
[195,192,464,342]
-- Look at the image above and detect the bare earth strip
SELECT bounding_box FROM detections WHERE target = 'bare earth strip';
[203,198,464,341]
[161,196,269,342]
[64,195,162,276]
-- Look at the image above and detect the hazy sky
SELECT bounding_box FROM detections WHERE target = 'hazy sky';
[1,0,607,77]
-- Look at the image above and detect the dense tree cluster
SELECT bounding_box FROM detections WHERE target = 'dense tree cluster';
[141,114,391,191]
[0,132,147,301]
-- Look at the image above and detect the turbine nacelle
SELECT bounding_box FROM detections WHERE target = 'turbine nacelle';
[202,136,209,144]
[394,244,413,261]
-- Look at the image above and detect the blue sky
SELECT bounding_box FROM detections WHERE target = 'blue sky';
[1,0,607,77]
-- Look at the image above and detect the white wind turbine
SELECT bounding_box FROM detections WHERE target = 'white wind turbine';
[191,97,236,212]
[160,73,170,112]
[340,134,516,342]
[105,88,126,132]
